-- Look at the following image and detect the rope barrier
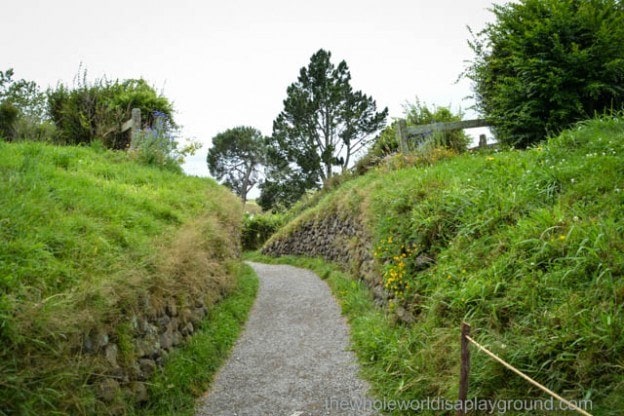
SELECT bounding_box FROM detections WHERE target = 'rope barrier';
[464,334,593,416]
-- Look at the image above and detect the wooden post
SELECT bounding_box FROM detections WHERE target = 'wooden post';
[130,108,141,142]
[479,134,487,149]
[458,322,471,416]
[396,119,408,153]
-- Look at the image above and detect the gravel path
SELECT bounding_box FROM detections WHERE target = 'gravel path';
[196,262,378,416]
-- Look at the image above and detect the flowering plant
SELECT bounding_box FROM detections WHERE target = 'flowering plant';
[130,111,200,171]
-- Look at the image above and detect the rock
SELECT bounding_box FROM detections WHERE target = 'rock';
[83,336,94,353]
[414,253,434,271]
[372,285,388,302]
[84,330,110,353]
[157,314,171,330]
[129,381,148,403]
[159,331,173,350]
[167,317,179,333]
[179,308,193,324]
[105,344,119,367]
[181,322,194,336]
[166,302,177,317]
[395,305,416,324]
[129,315,139,330]
[138,358,156,379]
[96,378,119,402]
[191,307,207,324]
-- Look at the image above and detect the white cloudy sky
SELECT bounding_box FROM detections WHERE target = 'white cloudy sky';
[2,0,505,178]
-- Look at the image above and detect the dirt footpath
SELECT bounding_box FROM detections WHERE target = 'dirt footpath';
[195,262,378,416]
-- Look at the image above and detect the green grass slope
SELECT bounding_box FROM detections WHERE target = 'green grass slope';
[0,142,243,414]
[267,116,624,415]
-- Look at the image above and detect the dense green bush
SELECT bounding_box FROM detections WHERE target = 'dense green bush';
[242,213,284,250]
[0,101,18,140]
[465,0,624,147]
[48,71,174,149]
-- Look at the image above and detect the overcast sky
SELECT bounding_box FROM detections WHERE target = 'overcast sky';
[2,0,505,178]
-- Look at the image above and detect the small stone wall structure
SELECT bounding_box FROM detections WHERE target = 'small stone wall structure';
[84,293,214,404]
[262,214,387,302]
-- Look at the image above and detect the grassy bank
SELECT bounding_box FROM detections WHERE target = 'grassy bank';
[134,263,258,415]
[262,116,624,415]
[0,141,243,414]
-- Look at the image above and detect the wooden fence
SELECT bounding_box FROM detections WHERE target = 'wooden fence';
[395,118,491,153]
[457,322,593,416]
[121,108,142,143]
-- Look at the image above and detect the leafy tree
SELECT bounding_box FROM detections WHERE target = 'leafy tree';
[262,49,388,209]
[207,126,266,205]
[0,69,50,141]
[0,69,47,122]
[465,0,624,147]
[257,169,315,212]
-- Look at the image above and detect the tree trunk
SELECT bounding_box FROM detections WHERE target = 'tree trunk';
[240,161,254,206]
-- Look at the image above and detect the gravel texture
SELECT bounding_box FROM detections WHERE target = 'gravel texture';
[196,262,378,416]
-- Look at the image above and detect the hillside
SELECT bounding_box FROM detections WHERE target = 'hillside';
[0,142,243,414]
[262,116,624,414]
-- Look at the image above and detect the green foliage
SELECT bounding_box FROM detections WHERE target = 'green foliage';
[0,142,242,414]
[262,49,388,210]
[0,101,18,140]
[404,99,471,153]
[359,99,469,173]
[47,68,174,149]
[207,126,266,204]
[242,213,284,251]
[262,115,624,414]
[129,111,190,172]
[0,68,52,142]
[367,117,624,414]
[257,173,315,212]
[465,0,624,147]
[0,68,47,123]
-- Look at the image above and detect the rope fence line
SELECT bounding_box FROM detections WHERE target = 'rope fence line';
[458,322,593,416]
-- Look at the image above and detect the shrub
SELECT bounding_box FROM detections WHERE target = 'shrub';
[242,213,284,251]
[465,0,624,147]
[47,69,174,149]
[129,111,185,172]
[0,101,18,140]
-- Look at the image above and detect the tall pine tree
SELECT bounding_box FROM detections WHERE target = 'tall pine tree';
[260,49,387,210]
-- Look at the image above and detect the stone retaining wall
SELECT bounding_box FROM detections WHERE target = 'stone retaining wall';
[83,293,214,404]
[262,215,387,302]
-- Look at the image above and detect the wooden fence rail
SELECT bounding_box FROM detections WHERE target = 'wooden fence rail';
[457,322,593,416]
[396,118,490,153]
